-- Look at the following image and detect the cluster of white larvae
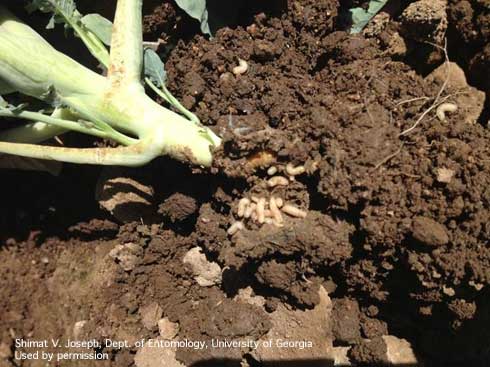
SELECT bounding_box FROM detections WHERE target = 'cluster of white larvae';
[227,163,308,235]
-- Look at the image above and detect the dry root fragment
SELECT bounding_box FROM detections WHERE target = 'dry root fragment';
[267,176,289,187]
[285,163,306,176]
[232,58,248,75]
[267,166,278,176]
[436,102,458,121]
[269,196,284,225]
[256,197,266,224]
[282,204,307,218]
[227,221,244,235]
[237,198,250,217]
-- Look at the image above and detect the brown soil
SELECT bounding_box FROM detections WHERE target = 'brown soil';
[1,1,490,366]
[446,0,490,125]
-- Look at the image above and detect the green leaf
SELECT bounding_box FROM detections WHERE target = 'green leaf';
[143,48,167,88]
[174,0,211,36]
[0,96,7,108]
[26,0,78,29]
[349,0,389,34]
[26,0,110,67]
[81,13,113,46]
[26,0,77,17]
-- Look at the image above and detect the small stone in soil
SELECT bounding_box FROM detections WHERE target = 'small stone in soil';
[183,247,222,287]
[411,216,449,246]
[158,318,179,340]
[139,302,163,330]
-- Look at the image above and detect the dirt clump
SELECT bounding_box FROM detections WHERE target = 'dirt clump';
[158,192,198,222]
[411,216,449,247]
[447,0,490,90]
[361,315,389,340]
[95,167,156,223]
[331,298,362,345]
[349,336,388,365]
[400,0,448,44]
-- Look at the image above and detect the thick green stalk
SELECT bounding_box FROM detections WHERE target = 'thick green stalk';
[145,78,200,124]
[0,141,158,166]
[0,108,69,143]
[0,108,136,145]
[0,7,106,98]
[108,0,143,87]
[0,3,221,167]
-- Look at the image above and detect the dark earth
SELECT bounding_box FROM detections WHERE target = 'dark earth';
[1,0,490,366]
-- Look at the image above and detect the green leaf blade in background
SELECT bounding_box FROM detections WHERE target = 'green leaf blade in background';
[143,48,167,88]
[349,0,389,34]
[81,13,113,46]
[174,0,211,36]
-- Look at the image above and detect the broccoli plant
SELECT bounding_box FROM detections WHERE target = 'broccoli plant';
[0,0,221,167]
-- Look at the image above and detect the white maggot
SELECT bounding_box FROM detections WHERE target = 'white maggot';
[232,59,248,75]
[227,221,244,235]
[269,196,283,225]
[282,204,307,218]
[237,198,251,217]
[256,197,266,224]
[244,203,256,219]
[267,166,278,176]
[267,176,289,188]
[286,163,305,176]
[436,103,458,121]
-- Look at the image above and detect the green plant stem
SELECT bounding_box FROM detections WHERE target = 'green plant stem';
[0,140,156,166]
[109,0,143,87]
[75,24,110,67]
[0,107,69,143]
[0,108,136,145]
[55,7,110,67]
[145,77,199,124]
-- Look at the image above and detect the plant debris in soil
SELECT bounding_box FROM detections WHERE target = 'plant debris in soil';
[1,0,490,366]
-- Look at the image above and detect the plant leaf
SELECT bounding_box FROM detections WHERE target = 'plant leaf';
[26,0,79,29]
[174,0,211,36]
[143,48,167,88]
[26,0,111,67]
[349,0,389,34]
[26,0,75,15]
[81,13,113,46]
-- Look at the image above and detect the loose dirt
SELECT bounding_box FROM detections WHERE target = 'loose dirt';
[1,1,490,366]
